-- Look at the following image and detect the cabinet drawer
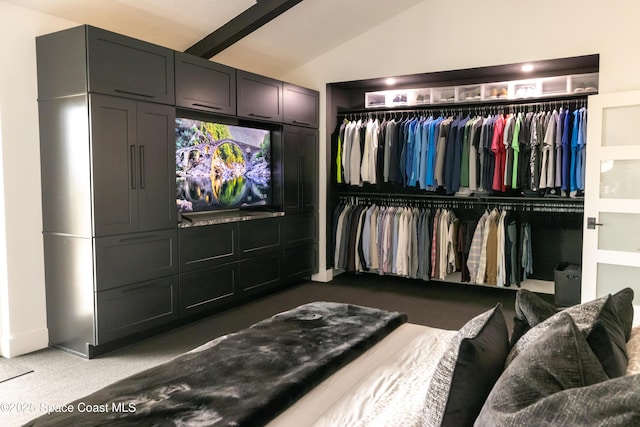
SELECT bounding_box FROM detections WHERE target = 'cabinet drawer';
[238,217,281,258]
[239,253,281,293]
[282,244,318,281]
[237,70,283,122]
[179,263,237,316]
[283,83,319,128]
[96,275,178,344]
[95,229,178,291]
[87,26,175,104]
[282,213,317,247]
[179,223,238,272]
[175,52,236,115]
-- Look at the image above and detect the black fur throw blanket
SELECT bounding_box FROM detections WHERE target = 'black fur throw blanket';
[26,302,407,427]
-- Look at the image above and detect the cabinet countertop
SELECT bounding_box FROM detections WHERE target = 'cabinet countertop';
[178,210,284,228]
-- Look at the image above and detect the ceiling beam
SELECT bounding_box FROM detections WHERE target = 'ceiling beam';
[185,0,304,58]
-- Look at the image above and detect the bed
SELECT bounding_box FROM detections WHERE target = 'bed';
[25,290,640,427]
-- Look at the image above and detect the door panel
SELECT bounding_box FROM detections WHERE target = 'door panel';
[582,90,640,324]
[137,102,177,231]
[90,94,138,236]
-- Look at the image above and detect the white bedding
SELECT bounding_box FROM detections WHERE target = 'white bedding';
[267,323,456,427]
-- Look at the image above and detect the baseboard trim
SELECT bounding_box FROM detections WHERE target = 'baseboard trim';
[311,268,334,283]
[0,327,49,358]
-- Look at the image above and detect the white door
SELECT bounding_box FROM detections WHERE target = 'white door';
[582,90,640,323]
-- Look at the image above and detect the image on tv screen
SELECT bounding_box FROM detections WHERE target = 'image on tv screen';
[175,119,271,213]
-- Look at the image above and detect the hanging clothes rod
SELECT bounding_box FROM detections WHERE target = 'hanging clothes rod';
[336,94,589,117]
[336,192,584,213]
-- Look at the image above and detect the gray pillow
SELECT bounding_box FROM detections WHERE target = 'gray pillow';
[507,293,629,378]
[512,287,634,344]
[424,304,509,427]
[475,313,611,426]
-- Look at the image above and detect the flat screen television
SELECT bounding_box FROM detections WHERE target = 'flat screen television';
[175,118,272,213]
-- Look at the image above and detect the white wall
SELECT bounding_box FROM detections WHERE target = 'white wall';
[0,2,77,357]
[279,0,640,279]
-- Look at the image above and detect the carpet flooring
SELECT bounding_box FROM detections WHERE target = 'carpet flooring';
[0,274,534,426]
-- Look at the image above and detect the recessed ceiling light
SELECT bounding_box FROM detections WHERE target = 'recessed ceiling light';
[385,77,396,85]
[521,64,534,72]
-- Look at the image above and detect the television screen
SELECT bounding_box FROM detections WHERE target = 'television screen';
[175,118,271,213]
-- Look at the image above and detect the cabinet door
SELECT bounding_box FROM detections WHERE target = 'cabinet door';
[137,102,177,231]
[96,275,179,344]
[282,126,302,214]
[239,253,281,294]
[283,83,319,128]
[282,244,318,282]
[299,127,319,212]
[179,263,237,316]
[282,125,318,214]
[237,70,283,122]
[238,217,281,258]
[95,229,178,291]
[179,223,239,272]
[282,212,317,247]
[175,52,236,115]
[91,94,139,236]
[86,26,175,104]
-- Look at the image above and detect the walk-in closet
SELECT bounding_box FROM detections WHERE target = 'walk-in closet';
[326,55,599,302]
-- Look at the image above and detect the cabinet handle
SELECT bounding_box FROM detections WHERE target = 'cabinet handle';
[193,103,222,110]
[118,234,158,242]
[293,120,312,126]
[139,145,145,189]
[248,113,272,119]
[114,89,155,98]
[130,145,137,190]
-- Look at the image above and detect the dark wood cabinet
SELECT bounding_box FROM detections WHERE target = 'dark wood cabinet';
[179,223,238,272]
[179,264,237,316]
[283,244,318,281]
[239,253,282,294]
[95,230,178,291]
[282,125,319,214]
[175,52,236,115]
[282,212,317,247]
[91,94,176,236]
[86,26,175,104]
[96,275,179,344]
[237,70,283,122]
[238,217,281,258]
[283,83,319,128]
[36,25,174,104]
[38,24,321,358]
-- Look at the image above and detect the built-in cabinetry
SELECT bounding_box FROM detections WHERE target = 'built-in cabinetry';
[237,70,284,122]
[175,52,236,115]
[284,83,320,128]
[38,25,179,358]
[37,24,319,357]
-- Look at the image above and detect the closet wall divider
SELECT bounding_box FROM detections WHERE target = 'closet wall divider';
[326,59,598,296]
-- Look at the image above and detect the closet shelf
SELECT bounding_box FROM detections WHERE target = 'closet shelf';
[364,72,598,110]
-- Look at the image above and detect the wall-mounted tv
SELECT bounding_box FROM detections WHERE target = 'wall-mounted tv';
[175,118,272,213]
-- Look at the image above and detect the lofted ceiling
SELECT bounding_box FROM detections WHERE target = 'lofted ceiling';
[3,0,423,77]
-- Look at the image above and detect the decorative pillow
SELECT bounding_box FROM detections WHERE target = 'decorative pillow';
[510,289,557,346]
[424,304,509,427]
[476,313,611,426]
[511,288,635,346]
[612,287,635,342]
[627,326,640,376]
[507,294,629,379]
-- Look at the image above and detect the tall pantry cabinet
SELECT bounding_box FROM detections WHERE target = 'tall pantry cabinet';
[37,26,178,357]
